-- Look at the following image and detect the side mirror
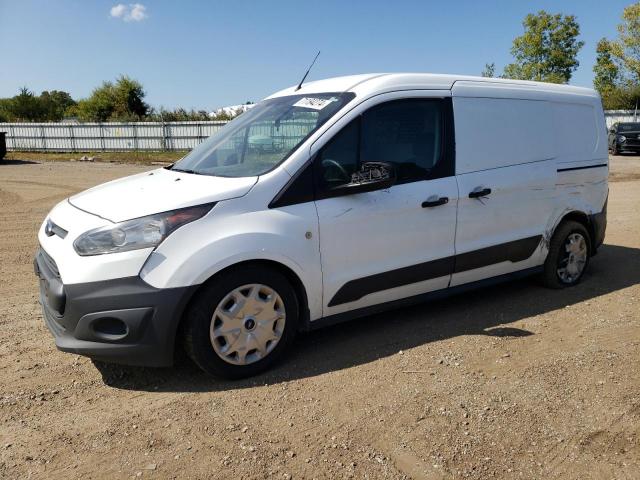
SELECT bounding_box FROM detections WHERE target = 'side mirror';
[333,162,396,195]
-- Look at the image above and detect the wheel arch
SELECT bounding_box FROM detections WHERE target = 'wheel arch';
[172,259,311,361]
[554,210,596,255]
[212,259,311,329]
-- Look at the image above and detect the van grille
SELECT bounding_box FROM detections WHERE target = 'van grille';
[39,248,60,278]
[42,301,66,335]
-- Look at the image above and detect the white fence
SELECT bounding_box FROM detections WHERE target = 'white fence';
[604,110,640,128]
[0,111,633,152]
[0,121,228,152]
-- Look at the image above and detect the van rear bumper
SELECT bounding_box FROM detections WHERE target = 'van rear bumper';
[590,197,607,252]
[34,248,198,367]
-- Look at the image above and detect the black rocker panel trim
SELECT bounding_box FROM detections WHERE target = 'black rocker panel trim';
[328,235,542,307]
[328,257,454,307]
[453,235,542,273]
[557,163,608,172]
[308,266,543,331]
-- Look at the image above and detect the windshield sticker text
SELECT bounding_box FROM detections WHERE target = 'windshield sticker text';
[292,97,337,110]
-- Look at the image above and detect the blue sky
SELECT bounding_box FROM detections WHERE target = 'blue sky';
[0,1,631,111]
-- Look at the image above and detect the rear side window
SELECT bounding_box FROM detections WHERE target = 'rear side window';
[316,98,450,192]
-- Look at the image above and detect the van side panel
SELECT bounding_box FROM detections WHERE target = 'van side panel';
[547,98,608,242]
[453,96,554,174]
[552,102,601,163]
[451,82,608,288]
[450,94,556,286]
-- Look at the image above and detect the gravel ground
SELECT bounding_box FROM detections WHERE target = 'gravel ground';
[0,156,639,479]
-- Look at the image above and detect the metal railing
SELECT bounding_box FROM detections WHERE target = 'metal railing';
[0,111,630,152]
[605,110,640,128]
[0,121,229,152]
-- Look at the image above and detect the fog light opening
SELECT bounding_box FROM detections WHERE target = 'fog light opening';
[91,317,129,339]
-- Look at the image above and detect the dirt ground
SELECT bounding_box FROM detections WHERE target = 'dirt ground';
[0,156,638,480]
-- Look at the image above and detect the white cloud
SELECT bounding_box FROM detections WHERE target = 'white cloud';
[110,3,148,22]
[128,4,147,22]
[110,4,128,18]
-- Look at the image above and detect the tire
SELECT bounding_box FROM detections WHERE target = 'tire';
[542,220,591,289]
[182,265,299,379]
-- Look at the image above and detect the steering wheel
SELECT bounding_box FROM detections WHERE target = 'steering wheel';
[321,158,351,183]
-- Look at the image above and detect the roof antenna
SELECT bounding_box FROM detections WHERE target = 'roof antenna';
[295,50,320,91]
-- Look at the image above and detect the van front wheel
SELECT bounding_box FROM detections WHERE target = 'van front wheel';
[182,265,299,379]
[543,220,591,289]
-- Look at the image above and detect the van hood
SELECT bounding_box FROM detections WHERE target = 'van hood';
[69,168,258,223]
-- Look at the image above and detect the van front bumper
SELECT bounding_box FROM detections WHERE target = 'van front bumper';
[34,248,198,367]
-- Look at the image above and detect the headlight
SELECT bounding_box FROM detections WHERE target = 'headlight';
[73,203,214,256]
[618,135,627,143]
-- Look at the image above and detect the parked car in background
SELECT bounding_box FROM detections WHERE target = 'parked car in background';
[35,73,608,379]
[608,122,640,155]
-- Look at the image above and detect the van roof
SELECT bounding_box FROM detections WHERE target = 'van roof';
[266,73,598,99]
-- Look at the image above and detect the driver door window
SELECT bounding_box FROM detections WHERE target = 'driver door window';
[316,118,359,190]
[362,100,442,182]
[316,99,446,194]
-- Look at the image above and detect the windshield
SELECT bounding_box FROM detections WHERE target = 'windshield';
[172,92,355,177]
[619,123,640,132]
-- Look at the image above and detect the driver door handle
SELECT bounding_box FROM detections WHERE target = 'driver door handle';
[422,196,449,208]
[469,187,492,198]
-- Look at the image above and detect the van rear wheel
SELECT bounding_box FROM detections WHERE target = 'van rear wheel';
[182,265,299,379]
[543,220,590,289]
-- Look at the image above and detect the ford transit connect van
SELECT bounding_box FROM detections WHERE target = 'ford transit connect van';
[35,74,608,378]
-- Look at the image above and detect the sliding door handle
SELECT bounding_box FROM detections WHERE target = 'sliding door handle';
[422,196,449,208]
[469,187,492,198]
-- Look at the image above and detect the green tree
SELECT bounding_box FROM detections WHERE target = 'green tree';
[594,39,619,95]
[147,107,212,122]
[73,76,149,122]
[209,110,235,121]
[594,3,640,109]
[0,88,76,121]
[39,90,76,121]
[600,84,640,110]
[0,102,8,122]
[9,87,45,121]
[111,76,149,119]
[610,2,640,82]
[0,98,13,122]
[503,11,584,83]
[72,81,116,121]
[481,63,496,78]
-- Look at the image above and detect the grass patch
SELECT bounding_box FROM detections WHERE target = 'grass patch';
[4,150,188,165]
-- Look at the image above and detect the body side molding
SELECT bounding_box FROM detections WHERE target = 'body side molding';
[453,236,542,272]
[328,235,542,307]
[312,266,543,330]
[557,163,608,173]
[328,257,454,307]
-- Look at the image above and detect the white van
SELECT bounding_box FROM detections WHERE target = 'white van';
[35,74,608,378]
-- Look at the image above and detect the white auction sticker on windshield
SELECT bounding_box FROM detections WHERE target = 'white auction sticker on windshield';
[293,97,337,110]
